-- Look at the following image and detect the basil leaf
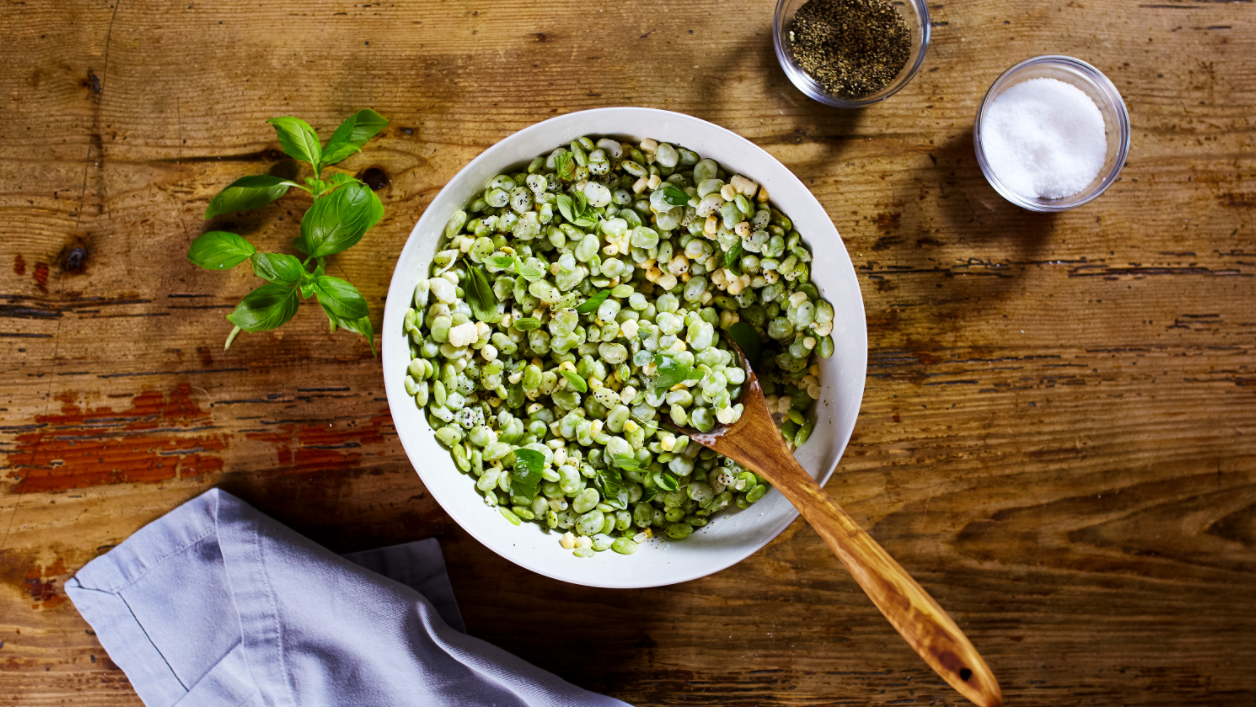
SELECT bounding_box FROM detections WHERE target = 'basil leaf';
[574,190,589,215]
[512,317,541,331]
[594,465,628,510]
[554,151,574,180]
[250,252,306,286]
[640,485,658,503]
[205,175,296,218]
[226,283,299,332]
[267,116,322,166]
[572,213,599,229]
[655,471,680,492]
[465,266,499,323]
[515,258,545,282]
[611,454,643,471]
[555,194,575,223]
[652,353,694,393]
[726,321,761,368]
[561,370,588,393]
[511,448,547,499]
[322,173,363,196]
[319,301,376,356]
[298,182,384,258]
[725,239,744,276]
[486,254,516,270]
[312,275,369,320]
[575,289,612,314]
[321,109,389,165]
[659,184,690,207]
[187,231,255,270]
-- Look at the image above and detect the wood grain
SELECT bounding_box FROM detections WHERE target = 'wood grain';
[2,0,1254,705]
[683,370,1002,707]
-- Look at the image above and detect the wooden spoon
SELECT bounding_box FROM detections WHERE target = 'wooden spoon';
[670,351,1003,707]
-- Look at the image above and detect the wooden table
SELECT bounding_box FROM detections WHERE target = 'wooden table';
[2,0,1254,704]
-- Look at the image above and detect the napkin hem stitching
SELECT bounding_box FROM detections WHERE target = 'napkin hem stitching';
[254,520,297,707]
[83,529,218,594]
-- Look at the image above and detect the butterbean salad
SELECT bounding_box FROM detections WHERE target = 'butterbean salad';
[402,136,836,558]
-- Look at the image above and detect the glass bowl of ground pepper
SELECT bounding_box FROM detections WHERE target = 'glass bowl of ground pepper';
[774,0,930,108]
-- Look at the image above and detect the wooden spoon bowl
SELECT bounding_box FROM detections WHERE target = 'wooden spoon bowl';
[669,349,1003,707]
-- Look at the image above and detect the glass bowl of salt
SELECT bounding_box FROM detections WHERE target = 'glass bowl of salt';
[974,55,1130,212]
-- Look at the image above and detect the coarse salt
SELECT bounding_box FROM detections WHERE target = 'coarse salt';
[980,77,1107,200]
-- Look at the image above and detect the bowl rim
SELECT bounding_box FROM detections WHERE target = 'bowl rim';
[772,0,932,109]
[383,107,868,588]
[973,54,1132,212]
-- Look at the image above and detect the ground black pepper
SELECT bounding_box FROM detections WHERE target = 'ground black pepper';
[789,0,912,100]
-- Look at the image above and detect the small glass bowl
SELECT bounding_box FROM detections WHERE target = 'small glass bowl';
[974,55,1131,212]
[773,0,930,108]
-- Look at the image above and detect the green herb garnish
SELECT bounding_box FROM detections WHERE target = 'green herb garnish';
[515,257,545,282]
[554,151,575,181]
[659,183,690,207]
[725,239,744,276]
[652,353,695,393]
[486,254,516,270]
[611,454,643,471]
[556,192,599,229]
[576,288,613,314]
[593,464,629,510]
[465,265,499,323]
[561,370,588,393]
[511,448,547,499]
[189,109,388,353]
[726,322,761,368]
[654,471,680,492]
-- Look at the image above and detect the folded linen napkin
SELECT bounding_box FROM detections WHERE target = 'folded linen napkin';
[66,488,630,707]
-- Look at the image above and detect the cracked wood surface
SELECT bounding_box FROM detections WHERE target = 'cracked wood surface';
[1,0,1254,705]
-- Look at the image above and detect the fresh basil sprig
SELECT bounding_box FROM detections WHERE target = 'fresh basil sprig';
[187,109,389,353]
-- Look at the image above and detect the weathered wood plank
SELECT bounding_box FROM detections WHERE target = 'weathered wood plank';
[2,0,1254,705]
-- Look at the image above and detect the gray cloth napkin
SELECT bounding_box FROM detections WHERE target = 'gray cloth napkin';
[65,488,630,707]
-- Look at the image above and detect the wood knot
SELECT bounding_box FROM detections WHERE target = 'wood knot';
[357,167,390,191]
[62,246,89,274]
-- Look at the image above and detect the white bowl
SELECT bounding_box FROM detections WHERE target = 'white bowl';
[383,108,867,588]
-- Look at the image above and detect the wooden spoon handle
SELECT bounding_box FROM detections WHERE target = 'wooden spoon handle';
[767,456,1003,707]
